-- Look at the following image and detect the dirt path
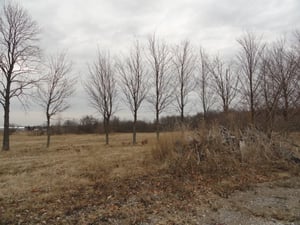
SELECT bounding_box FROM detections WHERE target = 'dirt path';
[197,176,300,225]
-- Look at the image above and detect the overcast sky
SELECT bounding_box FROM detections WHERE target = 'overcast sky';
[1,0,300,126]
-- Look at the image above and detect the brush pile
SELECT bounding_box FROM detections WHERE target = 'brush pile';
[153,125,300,177]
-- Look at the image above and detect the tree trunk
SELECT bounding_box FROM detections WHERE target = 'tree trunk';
[203,102,207,122]
[250,101,255,123]
[155,69,160,141]
[223,103,229,115]
[250,72,255,124]
[264,108,275,139]
[223,103,229,127]
[283,95,289,121]
[46,115,51,148]
[180,82,184,123]
[202,83,207,122]
[156,110,160,140]
[2,103,10,151]
[133,111,137,144]
[180,109,184,124]
[2,86,10,151]
[104,118,110,145]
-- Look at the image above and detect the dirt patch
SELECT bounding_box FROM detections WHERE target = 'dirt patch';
[208,176,300,225]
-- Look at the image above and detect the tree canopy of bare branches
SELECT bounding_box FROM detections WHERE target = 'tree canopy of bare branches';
[36,52,75,147]
[237,32,265,124]
[0,2,40,150]
[85,50,117,145]
[268,40,299,121]
[209,56,238,114]
[197,48,215,120]
[117,41,148,144]
[147,34,173,140]
[172,40,196,123]
[257,37,300,136]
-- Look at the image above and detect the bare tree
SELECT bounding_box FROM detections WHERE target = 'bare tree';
[294,31,300,103]
[147,34,173,140]
[0,2,40,150]
[85,50,117,145]
[269,39,299,121]
[117,41,148,144]
[257,37,300,135]
[197,48,215,120]
[259,49,281,136]
[172,40,196,123]
[209,56,238,114]
[36,52,75,148]
[237,32,265,124]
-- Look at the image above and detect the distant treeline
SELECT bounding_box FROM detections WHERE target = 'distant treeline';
[22,109,300,135]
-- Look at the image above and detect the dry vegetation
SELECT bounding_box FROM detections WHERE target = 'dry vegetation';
[0,130,300,224]
[154,126,300,176]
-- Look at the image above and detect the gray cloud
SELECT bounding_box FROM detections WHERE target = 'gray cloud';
[1,0,299,125]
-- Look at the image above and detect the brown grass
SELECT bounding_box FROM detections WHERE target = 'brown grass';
[0,133,160,223]
[0,132,157,197]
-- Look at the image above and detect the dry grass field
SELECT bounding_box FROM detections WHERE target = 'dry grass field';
[0,132,159,224]
[0,131,299,224]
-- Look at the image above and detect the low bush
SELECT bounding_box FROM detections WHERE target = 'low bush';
[152,124,299,178]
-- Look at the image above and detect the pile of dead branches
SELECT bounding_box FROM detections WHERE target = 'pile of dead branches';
[153,126,300,177]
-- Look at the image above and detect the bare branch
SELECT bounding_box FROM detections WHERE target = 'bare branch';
[116,40,148,144]
[266,39,300,121]
[85,50,117,144]
[146,34,174,139]
[172,40,196,122]
[196,47,215,119]
[209,55,239,114]
[237,31,265,123]
[35,52,75,147]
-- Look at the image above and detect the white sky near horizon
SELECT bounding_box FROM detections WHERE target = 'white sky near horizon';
[0,0,299,126]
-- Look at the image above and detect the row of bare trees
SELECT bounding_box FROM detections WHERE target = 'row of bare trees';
[1,2,300,149]
[85,33,300,145]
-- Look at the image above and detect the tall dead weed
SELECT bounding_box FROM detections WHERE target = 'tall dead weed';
[152,125,299,179]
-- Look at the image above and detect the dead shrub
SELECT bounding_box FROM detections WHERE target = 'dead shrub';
[152,124,299,178]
